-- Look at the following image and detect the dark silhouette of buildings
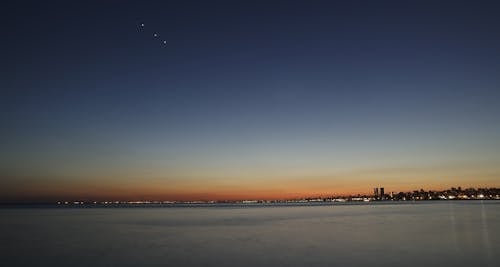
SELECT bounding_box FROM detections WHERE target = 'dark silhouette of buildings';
[373,187,385,200]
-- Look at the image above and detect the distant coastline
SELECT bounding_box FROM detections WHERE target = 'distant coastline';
[1,187,498,206]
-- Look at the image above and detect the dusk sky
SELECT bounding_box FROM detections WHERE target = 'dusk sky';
[2,0,500,201]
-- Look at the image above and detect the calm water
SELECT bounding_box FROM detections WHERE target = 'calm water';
[1,201,498,267]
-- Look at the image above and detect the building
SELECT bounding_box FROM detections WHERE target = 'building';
[373,187,385,200]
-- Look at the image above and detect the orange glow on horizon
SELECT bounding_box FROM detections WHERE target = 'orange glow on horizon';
[2,162,499,202]
[2,180,499,202]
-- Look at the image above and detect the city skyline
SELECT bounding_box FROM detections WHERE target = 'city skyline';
[2,1,500,202]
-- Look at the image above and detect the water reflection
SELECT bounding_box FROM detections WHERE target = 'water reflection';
[0,201,498,267]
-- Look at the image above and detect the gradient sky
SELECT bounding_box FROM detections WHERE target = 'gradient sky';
[2,0,500,201]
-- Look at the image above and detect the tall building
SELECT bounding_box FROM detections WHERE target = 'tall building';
[374,188,379,198]
[380,187,385,200]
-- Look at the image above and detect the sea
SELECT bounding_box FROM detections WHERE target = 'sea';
[1,201,498,267]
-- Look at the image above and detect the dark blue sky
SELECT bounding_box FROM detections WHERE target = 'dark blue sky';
[2,1,500,200]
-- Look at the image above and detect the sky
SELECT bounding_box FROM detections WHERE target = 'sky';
[1,0,500,202]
